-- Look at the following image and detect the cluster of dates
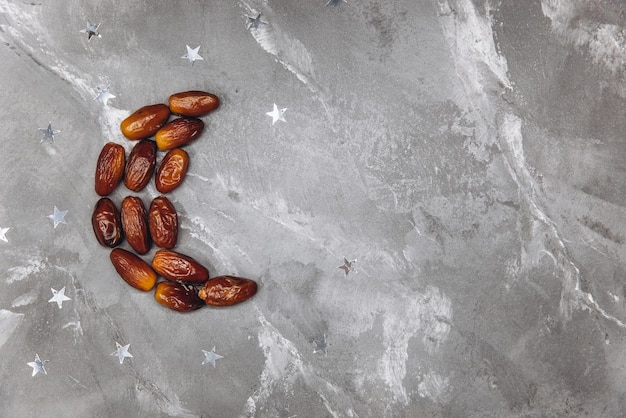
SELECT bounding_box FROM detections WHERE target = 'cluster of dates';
[92,91,257,312]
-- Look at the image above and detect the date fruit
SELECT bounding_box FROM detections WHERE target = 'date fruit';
[198,276,257,306]
[168,91,220,117]
[155,117,204,150]
[148,196,178,248]
[95,142,125,196]
[110,248,157,291]
[124,139,157,192]
[121,196,151,254]
[155,148,189,193]
[92,197,123,248]
[151,249,209,284]
[120,103,170,140]
[154,281,205,312]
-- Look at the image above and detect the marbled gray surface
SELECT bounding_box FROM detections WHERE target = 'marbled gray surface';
[1,0,626,416]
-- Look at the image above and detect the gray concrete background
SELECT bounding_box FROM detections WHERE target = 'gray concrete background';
[1,0,626,416]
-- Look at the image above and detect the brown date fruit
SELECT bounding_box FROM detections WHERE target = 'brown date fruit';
[154,281,204,312]
[148,196,178,248]
[155,148,189,193]
[124,140,156,192]
[110,248,157,291]
[198,276,257,306]
[168,91,219,117]
[120,104,170,141]
[95,142,125,196]
[92,197,123,248]
[155,117,204,151]
[121,196,151,254]
[151,249,209,284]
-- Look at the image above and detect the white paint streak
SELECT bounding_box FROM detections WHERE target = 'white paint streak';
[242,3,318,92]
[541,0,626,82]
[186,172,210,182]
[247,308,353,417]
[438,0,511,151]
[11,289,39,307]
[418,371,451,404]
[379,286,452,405]
[0,309,24,350]
[5,256,46,284]
[183,216,238,272]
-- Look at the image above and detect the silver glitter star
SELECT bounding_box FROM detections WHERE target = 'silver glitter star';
[247,13,267,30]
[27,353,49,376]
[38,122,60,143]
[266,103,287,125]
[48,287,71,309]
[111,342,133,364]
[313,334,328,355]
[47,206,68,229]
[80,20,101,41]
[94,85,115,106]
[181,45,204,65]
[201,346,224,368]
[338,257,356,276]
[0,227,9,243]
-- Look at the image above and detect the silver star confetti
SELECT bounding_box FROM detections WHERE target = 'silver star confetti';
[38,122,60,143]
[0,227,9,243]
[111,342,133,364]
[94,85,116,106]
[47,206,68,229]
[338,257,356,276]
[48,287,71,309]
[201,346,224,368]
[27,353,49,376]
[80,20,101,41]
[181,45,204,65]
[313,334,328,355]
[266,103,287,125]
[247,13,267,30]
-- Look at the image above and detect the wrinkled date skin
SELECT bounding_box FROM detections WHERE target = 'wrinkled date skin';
[151,249,209,284]
[120,103,170,141]
[95,142,125,196]
[155,148,189,193]
[154,281,205,312]
[92,197,124,248]
[168,91,220,117]
[148,196,178,248]
[121,196,151,254]
[110,248,157,291]
[155,117,204,151]
[124,139,157,192]
[198,276,258,306]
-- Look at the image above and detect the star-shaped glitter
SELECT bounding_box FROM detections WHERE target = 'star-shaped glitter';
[27,353,49,376]
[94,85,115,106]
[326,0,346,6]
[38,122,60,143]
[247,13,267,30]
[111,342,133,364]
[47,206,68,229]
[313,334,328,355]
[201,347,224,368]
[48,287,71,309]
[338,257,356,276]
[80,20,101,41]
[0,227,9,243]
[181,45,204,65]
[266,103,287,125]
